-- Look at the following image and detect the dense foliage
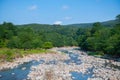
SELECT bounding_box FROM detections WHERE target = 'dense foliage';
[0,22,78,50]
[77,15,120,56]
[0,14,120,57]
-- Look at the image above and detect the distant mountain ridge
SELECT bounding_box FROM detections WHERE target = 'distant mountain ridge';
[67,19,118,28]
[16,19,118,28]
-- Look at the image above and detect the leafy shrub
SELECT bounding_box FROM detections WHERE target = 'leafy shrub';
[5,50,14,61]
[42,42,53,49]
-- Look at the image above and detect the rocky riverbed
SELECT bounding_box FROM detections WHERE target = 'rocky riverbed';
[0,47,120,80]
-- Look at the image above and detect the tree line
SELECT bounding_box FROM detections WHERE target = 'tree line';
[77,15,120,56]
[0,22,78,50]
[0,14,120,56]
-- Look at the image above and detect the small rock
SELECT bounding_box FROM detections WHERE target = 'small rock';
[27,77,30,80]
[22,67,26,70]
[11,73,15,75]
[0,75,2,78]
[72,76,75,79]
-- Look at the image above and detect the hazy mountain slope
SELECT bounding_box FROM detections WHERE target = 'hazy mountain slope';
[16,19,118,29]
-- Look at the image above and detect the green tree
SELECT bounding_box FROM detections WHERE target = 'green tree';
[116,14,120,22]
[42,42,53,49]
[7,36,21,48]
[105,34,120,55]
[18,28,34,50]
[32,36,43,48]
[91,22,103,34]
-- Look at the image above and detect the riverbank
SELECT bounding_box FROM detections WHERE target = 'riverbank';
[27,47,92,80]
[28,47,120,80]
[0,49,53,70]
[0,47,120,80]
[0,48,48,62]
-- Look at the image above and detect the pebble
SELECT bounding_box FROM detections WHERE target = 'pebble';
[11,73,15,75]
[21,67,26,70]
[0,47,120,80]
[0,75,2,78]
[72,76,75,79]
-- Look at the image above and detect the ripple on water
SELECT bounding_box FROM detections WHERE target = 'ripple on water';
[0,49,94,80]
[63,50,82,65]
[71,67,94,80]
[0,60,44,80]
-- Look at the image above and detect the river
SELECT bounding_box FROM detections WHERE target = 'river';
[1,47,119,80]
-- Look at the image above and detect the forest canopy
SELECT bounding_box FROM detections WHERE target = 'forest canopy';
[0,14,120,56]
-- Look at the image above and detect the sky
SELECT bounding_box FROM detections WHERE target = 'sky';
[0,0,120,25]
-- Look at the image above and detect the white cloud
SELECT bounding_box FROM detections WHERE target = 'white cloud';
[64,17,72,20]
[53,21,62,25]
[62,5,69,10]
[29,5,37,10]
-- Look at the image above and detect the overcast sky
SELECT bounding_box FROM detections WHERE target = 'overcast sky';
[0,0,120,25]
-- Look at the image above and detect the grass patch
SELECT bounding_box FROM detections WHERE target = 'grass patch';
[87,51,104,57]
[0,48,49,62]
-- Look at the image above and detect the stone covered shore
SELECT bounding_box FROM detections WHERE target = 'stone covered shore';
[0,47,120,80]
[28,47,120,80]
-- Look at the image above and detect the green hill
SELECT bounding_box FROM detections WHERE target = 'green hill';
[17,19,118,29]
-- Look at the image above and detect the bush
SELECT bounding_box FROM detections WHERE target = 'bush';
[88,51,104,57]
[42,42,53,49]
[5,50,14,61]
[88,52,98,55]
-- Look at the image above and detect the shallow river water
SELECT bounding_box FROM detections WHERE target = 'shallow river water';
[0,49,94,80]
